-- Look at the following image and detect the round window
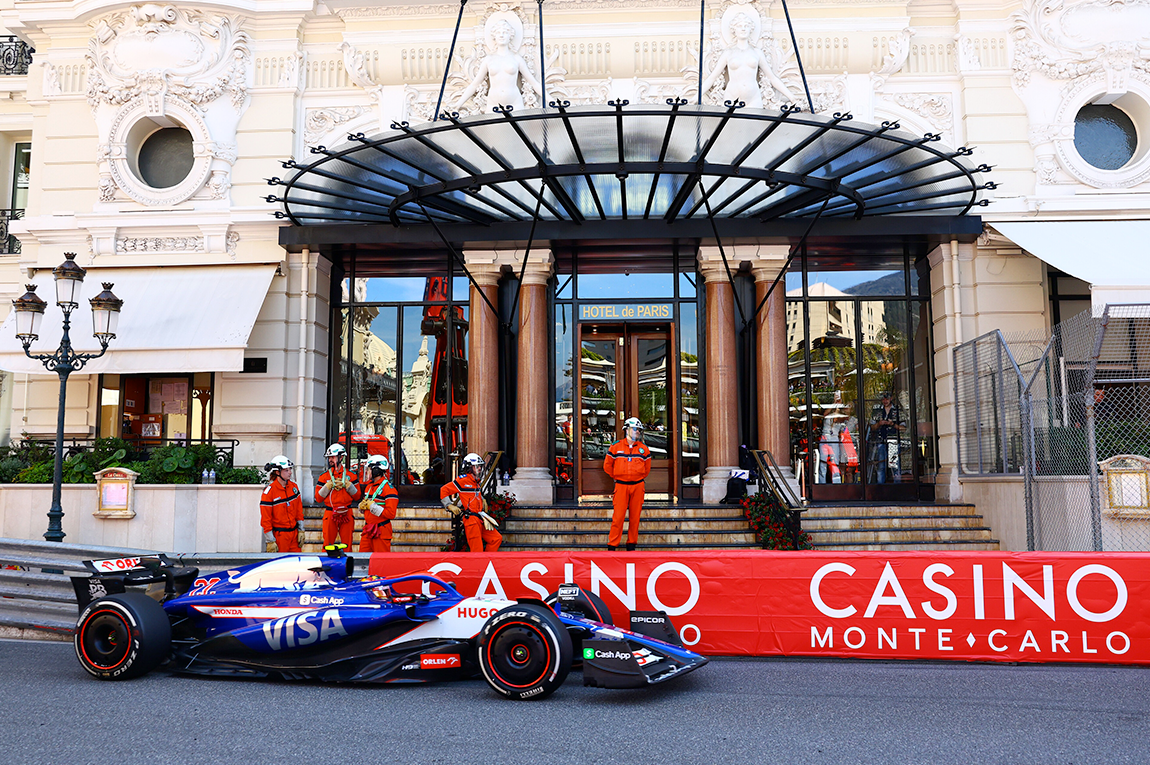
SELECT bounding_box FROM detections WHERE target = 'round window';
[137,127,195,189]
[1074,104,1138,171]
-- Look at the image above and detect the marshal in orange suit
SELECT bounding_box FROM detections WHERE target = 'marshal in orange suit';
[603,417,652,551]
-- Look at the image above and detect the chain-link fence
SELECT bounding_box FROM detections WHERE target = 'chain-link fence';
[954,305,1150,551]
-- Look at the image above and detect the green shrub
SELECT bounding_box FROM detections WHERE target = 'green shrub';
[0,457,25,483]
[139,445,198,484]
[15,461,53,483]
[217,465,265,485]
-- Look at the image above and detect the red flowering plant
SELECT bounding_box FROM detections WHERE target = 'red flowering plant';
[741,491,813,551]
[441,491,517,552]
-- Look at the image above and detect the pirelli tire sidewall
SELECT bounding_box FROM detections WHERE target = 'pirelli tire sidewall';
[74,592,172,680]
[477,604,573,700]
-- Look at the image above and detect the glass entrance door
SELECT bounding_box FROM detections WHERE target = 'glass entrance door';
[577,324,675,497]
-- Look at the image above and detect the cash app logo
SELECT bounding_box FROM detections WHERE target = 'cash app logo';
[583,647,595,660]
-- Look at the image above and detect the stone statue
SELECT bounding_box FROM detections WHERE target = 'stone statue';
[455,11,542,112]
[701,5,797,108]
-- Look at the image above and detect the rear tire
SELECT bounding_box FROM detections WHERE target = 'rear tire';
[75,592,171,680]
[478,604,572,700]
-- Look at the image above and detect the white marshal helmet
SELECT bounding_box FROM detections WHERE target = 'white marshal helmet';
[462,453,484,470]
[266,455,293,474]
[366,454,390,473]
[324,443,346,458]
[623,417,644,431]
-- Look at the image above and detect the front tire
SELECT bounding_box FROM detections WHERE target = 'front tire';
[75,592,171,680]
[478,604,572,700]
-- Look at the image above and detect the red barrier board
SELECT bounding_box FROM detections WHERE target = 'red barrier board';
[369,551,1150,664]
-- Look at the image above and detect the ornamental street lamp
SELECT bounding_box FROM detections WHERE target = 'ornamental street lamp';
[12,252,123,542]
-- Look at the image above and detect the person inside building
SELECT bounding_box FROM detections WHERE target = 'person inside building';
[604,416,652,551]
[869,391,905,483]
[440,453,501,552]
[260,455,305,553]
[316,443,360,548]
[359,454,399,553]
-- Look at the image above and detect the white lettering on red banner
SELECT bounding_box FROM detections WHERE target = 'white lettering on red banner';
[370,551,1150,665]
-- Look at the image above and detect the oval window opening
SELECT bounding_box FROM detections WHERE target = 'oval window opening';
[137,127,194,189]
[1074,104,1137,171]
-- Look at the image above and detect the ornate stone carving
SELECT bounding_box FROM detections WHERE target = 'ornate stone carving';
[1011,0,1150,189]
[870,28,913,88]
[305,106,370,145]
[888,93,953,134]
[225,230,239,257]
[277,52,302,90]
[453,4,543,113]
[85,5,252,206]
[116,235,206,253]
[700,0,799,108]
[956,35,982,73]
[42,63,62,97]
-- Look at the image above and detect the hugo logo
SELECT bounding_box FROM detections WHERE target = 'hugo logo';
[456,605,497,619]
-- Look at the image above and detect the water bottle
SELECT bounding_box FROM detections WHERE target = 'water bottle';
[201,468,210,484]
[501,470,510,486]
[209,468,216,485]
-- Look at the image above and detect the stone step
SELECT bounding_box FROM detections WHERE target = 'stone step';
[812,541,1002,551]
[501,531,758,546]
[801,504,978,519]
[802,515,988,531]
[503,518,751,532]
[805,528,996,544]
[510,505,744,520]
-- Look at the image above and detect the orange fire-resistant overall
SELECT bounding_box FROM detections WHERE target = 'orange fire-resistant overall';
[260,479,303,553]
[604,438,652,548]
[359,476,399,553]
[440,474,501,552]
[316,466,359,548]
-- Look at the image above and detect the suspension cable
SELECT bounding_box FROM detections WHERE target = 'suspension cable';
[434,0,468,121]
[537,0,546,106]
[779,0,814,113]
[697,0,706,105]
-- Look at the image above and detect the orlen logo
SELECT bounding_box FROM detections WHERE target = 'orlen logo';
[420,654,462,669]
[455,605,498,619]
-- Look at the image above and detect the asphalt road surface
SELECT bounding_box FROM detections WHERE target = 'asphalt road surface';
[2,638,1147,765]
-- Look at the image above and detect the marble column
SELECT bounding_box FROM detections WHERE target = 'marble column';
[509,256,554,504]
[698,258,740,504]
[753,261,790,465]
[463,254,501,458]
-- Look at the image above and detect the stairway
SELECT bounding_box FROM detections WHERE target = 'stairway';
[802,503,1000,550]
[301,504,452,553]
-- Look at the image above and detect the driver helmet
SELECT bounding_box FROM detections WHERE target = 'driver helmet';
[265,455,293,477]
[366,454,390,477]
[324,443,346,459]
[462,452,484,475]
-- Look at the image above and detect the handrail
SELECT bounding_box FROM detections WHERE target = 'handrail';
[750,449,805,510]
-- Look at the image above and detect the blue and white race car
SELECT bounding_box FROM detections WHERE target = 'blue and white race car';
[70,549,707,699]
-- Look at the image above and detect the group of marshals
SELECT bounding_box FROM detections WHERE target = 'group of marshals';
[261,416,652,553]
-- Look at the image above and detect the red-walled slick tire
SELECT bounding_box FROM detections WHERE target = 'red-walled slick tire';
[478,604,572,700]
[75,592,171,680]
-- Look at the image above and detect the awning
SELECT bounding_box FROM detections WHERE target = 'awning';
[0,265,276,375]
[272,103,992,229]
[990,221,1150,286]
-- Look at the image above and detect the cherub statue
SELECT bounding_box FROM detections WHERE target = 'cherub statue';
[455,11,542,112]
[701,5,797,108]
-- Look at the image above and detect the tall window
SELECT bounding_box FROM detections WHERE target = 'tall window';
[10,143,29,209]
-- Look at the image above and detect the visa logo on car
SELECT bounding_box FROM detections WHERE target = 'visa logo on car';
[261,610,348,651]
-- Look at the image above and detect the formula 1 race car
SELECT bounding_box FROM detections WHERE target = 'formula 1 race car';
[69,550,707,699]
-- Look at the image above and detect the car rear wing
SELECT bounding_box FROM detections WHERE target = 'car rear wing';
[70,554,200,611]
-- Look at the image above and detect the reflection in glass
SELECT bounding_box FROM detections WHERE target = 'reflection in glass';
[557,274,573,300]
[912,302,936,481]
[861,301,911,484]
[786,301,808,497]
[554,303,574,484]
[581,337,618,461]
[345,307,399,474]
[401,305,432,484]
[357,277,441,304]
[678,272,696,299]
[806,302,861,485]
[579,272,674,299]
[636,337,670,461]
[806,254,905,296]
[680,304,700,484]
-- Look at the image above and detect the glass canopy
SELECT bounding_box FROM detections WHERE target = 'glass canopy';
[272,101,993,228]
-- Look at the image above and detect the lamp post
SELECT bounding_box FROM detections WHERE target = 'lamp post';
[11,252,123,542]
